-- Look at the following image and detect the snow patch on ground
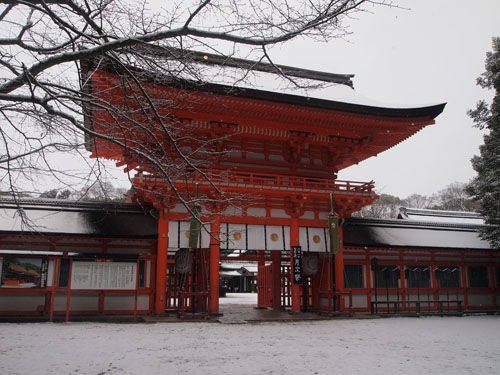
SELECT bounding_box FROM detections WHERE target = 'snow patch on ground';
[0,315,499,374]
[219,292,257,305]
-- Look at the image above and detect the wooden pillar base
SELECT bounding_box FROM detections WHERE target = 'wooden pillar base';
[272,250,282,310]
[209,217,221,315]
[154,209,168,314]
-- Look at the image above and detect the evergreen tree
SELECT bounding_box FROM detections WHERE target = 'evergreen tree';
[467,37,500,247]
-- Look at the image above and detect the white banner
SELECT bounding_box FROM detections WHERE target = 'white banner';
[71,262,137,290]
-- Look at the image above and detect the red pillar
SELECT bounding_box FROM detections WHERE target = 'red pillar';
[271,250,282,310]
[209,215,221,314]
[257,250,265,268]
[335,224,345,309]
[154,208,168,314]
[290,216,302,313]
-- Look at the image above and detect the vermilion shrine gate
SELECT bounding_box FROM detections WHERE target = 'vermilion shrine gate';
[80,51,445,317]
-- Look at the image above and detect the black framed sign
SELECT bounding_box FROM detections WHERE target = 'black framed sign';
[292,246,302,284]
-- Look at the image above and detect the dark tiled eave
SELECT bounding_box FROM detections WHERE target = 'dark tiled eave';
[83,57,446,120]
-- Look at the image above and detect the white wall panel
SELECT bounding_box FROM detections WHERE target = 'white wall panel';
[266,225,285,250]
[283,226,290,250]
[168,220,179,249]
[247,225,265,250]
[47,259,55,287]
[225,224,247,250]
[299,227,308,250]
[179,221,191,248]
[308,228,327,252]
[0,294,44,311]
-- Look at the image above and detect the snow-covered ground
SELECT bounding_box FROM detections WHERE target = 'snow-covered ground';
[0,311,499,374]
[219,292,258,305]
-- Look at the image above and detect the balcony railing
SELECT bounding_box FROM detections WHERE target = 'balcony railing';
[136,170,375,195]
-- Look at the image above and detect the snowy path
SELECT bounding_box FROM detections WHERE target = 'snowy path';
[219,292,257,305]
[1,315,499,374]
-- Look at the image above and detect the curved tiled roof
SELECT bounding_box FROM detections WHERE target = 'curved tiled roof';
[343,217,492,250]
[0,197,157,238]
[0,199,492,250]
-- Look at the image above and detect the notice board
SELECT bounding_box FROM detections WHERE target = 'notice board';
[71,261,137,290]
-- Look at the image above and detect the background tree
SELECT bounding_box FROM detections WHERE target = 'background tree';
[432,182,479,212]
[0,0,387,207]
[467,37,500,247]
[38,184,125,201]
[355,193,402,218]
[355,182,478,219]
[401,193,435,210]
[79,181,127,201]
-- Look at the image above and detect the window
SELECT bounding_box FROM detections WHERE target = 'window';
[468,266,489,288]
[138,260,145,288]
[344,265,363,289]
[374,265,399,288]
[58,258,70,287]
[436,266,460,288]
[407,266,430,288]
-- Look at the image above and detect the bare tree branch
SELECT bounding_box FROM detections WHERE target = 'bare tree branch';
[0,0,389,213]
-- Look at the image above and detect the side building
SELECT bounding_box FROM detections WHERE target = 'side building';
[0,199,498,317]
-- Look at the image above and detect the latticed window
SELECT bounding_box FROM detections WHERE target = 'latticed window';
[435,266,460,288]
[407,266,430,288]
[374,265,399,289]
[468,266,489,288]
[58,258,70,287]
[344,264,363,289]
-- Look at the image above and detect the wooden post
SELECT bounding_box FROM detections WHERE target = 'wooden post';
[154,208,168,314]
[335,223,345,309]
[49,257,59,322]
[134,259,140,321]
[65,258,73,323]
[271,250,282,310]
[460,253,468,309]
[489,265,496,308]
[257,250,265,268]
[290,216,301,313]
[209,215,221,315]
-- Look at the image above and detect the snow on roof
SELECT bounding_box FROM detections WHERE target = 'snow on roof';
[0,197,156,238]
[174,60,443,113]
[398,207,485,225]
[90,50,445,116]
[344,217,492,250]
[170,48,443,110]
[0,199,492,251]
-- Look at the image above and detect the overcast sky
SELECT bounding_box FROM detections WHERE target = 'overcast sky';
[268,0,500,198]
[31,1,500,199]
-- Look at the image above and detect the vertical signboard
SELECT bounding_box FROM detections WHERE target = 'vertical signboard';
[292,246,302,284]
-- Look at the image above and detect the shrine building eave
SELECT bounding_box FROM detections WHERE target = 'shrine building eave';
[81,57,446,173]
[83,57,445,121]
[158,78,446,120]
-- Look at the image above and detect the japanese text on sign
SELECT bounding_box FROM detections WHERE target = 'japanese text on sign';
[71,262,137,290]
[292,246,302,284]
